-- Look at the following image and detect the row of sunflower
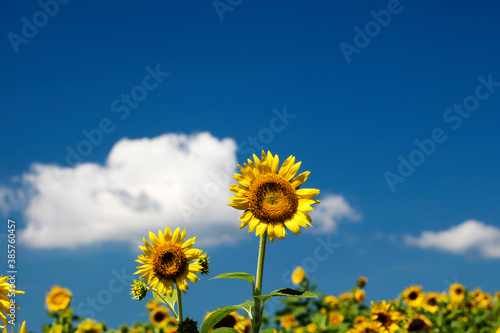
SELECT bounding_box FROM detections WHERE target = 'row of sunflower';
[1,151,500,332]
[272,268,500,333]
[3,271,500,333]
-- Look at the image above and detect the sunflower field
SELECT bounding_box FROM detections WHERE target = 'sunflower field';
[2,151,500,333]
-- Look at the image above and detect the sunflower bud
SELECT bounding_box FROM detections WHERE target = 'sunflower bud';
[177,317,199,333]
[197,253,210,276]
[130,280,148,301]
[357,276,368,288]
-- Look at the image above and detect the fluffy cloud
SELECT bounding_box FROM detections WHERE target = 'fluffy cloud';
[309,194,361,233]
[1,132,359,249]
[405,220,500,259]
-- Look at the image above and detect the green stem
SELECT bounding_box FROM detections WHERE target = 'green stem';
[176,285,183,322]
[252,232,267,333]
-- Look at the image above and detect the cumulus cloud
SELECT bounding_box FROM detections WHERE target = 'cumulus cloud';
[309,194,361,233]
[0,132,359,249]
[405,220,500,259]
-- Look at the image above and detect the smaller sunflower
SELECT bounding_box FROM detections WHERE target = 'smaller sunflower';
[328,313,344,326]
[291,266,306,285]
[75,319,103,333]
[281,314,298,329]
[324,295,339,309]
[449,283,466,304]
[401,286,424,308]
[150,306,170,328]
[135,227,203,296]
[146,299,160,310]
[46,286,72,312]
[354,290,366,304]
[348,320,388,333]
[422,292,440,313]
[235,319,252,333]
[305,323,317,333]
[205,311,244,332]
[353,316,367,325]
[357,276,368,288]
[371,301,401,332]
[404,315,433,332]
[339,292,352,301]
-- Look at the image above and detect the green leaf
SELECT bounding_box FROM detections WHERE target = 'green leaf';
[255,288,317,307]
[200,301,254,333]
[259,329,276,333]
[152,289,177,317]
[210,328,240,333]
[211,272,255,291]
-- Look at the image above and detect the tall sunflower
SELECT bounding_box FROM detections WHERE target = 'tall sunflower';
[228,151,320,242]
[401,286,424,308]
[135,227,203,296]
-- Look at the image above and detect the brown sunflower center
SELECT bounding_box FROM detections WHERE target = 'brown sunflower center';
[407,318,427,331]
[248,174,298,223]
[427,298,437,306]
[409,291,419,300]
[152,242,188,281]
[375,313,389,325]
[455,288,462,295]
[214,314,237,329]
[154,310,167,323]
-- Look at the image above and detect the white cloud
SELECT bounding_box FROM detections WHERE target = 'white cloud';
[18,132,241,249]
[0,132,359,249]
[309,194,361,233]
[405,220,500,259]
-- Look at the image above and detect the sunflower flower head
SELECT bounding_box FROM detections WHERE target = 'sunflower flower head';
[135,227,203,296]
[1,276,25,328]
[177,317,199,333]
[2,322,26,333]
[280,314,298,329]
[404,315,433,332]
[357,276,368,288]
[422,292,440,313]
[228,151,320,242]
[150,306,170,327]
[130,280,148,301]
[354,290,366,304]
[402,286,424,308]
[46,286,72,312]
[449,283,466,304]
[291,266,306,285]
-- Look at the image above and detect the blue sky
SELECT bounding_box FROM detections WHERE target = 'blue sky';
[1,0,500,330]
